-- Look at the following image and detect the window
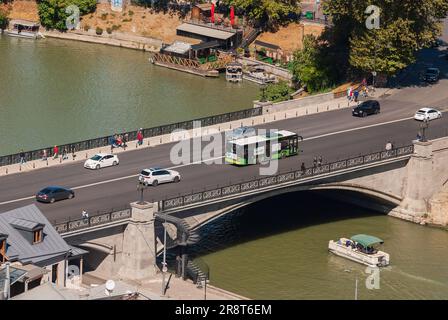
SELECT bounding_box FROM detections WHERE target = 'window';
[33,229,43,244]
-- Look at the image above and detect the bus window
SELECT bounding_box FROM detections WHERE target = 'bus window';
[244,145,248,160]
[266,140,271,157]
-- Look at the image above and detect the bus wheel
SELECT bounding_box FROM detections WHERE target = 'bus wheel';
[281,152,286,159]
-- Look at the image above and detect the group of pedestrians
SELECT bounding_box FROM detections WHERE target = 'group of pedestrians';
[110,133,129,150]
[347,78,370,104]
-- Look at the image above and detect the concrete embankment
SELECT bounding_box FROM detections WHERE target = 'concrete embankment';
[43,30,162,52]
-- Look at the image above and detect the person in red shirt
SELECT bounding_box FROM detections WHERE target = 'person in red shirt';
[137,129,143,146]
[53,145,59,159]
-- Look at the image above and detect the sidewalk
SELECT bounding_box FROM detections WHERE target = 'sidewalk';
[0,87,392,178]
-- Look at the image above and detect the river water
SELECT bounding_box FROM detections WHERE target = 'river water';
[189,192,448,300]
[0,34,258,156]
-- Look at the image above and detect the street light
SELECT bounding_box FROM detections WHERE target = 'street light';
[260,83,267,102]
[419,118,430,142]
[137,182,148,205]
[161,219,168,296]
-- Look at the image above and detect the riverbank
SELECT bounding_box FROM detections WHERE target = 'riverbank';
[43,29,162,52]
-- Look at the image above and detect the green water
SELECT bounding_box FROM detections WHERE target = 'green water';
[0,34,259,155]
[194,192,448,300]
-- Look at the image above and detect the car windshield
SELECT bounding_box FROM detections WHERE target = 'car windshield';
[427,69,438,74]
[40,188,52,194]
[140,170,150,176]
[417,109,427,113]
[232,128,244,135]
[90,155,102,161]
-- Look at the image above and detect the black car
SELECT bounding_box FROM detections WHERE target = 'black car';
[36,186,75,203]
[352,100,380,117]
[423,68,440,83]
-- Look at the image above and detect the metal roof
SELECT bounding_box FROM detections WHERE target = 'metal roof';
[9,19,40,27]
[254,40,281,50]
[0,204,71,266]
[350,234,384,248]
[9,218,44,232]
[68,245,89,258]
[191,40,220,51]
[177,23,235,40]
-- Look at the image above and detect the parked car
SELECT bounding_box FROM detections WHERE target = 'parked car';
[414,107,442,121]
[36,186,74,203]
[84,153,119,170]
[138,167,181,186]
[423,68,440,83]
[352,100,381,117]
[226,126,256,141]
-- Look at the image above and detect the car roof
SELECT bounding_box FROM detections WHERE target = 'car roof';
[42,186,68,191]
[418,107,435,112]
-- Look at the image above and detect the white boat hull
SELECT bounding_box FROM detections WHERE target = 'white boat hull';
[328,239,390,267]
[5,30,40,39]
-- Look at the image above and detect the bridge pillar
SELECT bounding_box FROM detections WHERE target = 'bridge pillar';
[118,201,158,282]
[392,141,434,223]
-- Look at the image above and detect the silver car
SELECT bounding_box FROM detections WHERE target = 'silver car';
[138,168,181,186]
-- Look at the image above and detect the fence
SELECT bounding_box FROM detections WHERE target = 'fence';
[0,107,263,167]
[159,145,414,211]
[53,207,132,235]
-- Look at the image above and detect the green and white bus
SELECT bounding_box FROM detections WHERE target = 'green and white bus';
[225,130,301,165]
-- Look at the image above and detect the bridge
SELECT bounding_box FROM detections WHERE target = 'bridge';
[45,137,448,284]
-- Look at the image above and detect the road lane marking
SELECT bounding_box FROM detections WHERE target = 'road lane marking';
[0,114,442,206]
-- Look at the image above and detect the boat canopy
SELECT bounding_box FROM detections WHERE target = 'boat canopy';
[350,234,384,248]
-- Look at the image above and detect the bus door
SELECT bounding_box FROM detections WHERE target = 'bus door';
[290,136,298,154]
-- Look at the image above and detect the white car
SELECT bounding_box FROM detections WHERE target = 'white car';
[84,153,119,170]
[414,107,442,121]
[138,167,181,186]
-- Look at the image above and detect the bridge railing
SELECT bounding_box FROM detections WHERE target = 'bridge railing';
[53,206,132,235]
[159,145,414,211]
[0,107,263,167]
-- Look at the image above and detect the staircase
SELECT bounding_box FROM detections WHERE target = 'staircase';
[186,258,209,285]
[240,27,262,49]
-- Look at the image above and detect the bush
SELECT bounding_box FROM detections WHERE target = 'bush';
[106,27,112,34]
[101,13,108,20]
[128,10,134,16]
[111,24,120,31]
[83,24,90,31]
[96,27,103,35]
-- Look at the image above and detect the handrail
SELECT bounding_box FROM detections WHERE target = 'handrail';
[159,145,414,211]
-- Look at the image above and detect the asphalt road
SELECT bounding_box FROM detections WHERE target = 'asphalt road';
[1,75,448,223]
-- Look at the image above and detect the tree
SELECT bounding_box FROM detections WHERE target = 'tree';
[291,35,335,93]
[223,0,301,28]
[324,0,448,76]
[0,10,8,30]
[37,0,97,31]
[260,81,292,103]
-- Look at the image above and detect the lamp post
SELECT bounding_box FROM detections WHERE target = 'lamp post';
[161,220,168,296]
[137,182,148,205]
[419,118,430,142]
[260,83,267,102]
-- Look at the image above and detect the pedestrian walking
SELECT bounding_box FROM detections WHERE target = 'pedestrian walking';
[71,146,76,161]
[318,156,323,167]
[313,156,318,168]
[385,141,393,151]
[19,150,26,165]
[301,162,306,173]
[354,90,359,102]
[81,210,89,222]
[53,145,59,159]
[42,149,47,161]
[137,129,144,146]
[62,147,68,160]
[123,133,129,149]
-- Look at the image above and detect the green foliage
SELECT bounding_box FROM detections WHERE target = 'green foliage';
[106,27,112,34]
[261,81,293,103]
[111,24,120,31]
[128,10,134,16]
[38,0,97,31]
[0,11,8,30]
[223,0,301,28]
[101,13,108,20]
[324,0,448,76]
[291,35,336,93]
[95,26,103,35]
